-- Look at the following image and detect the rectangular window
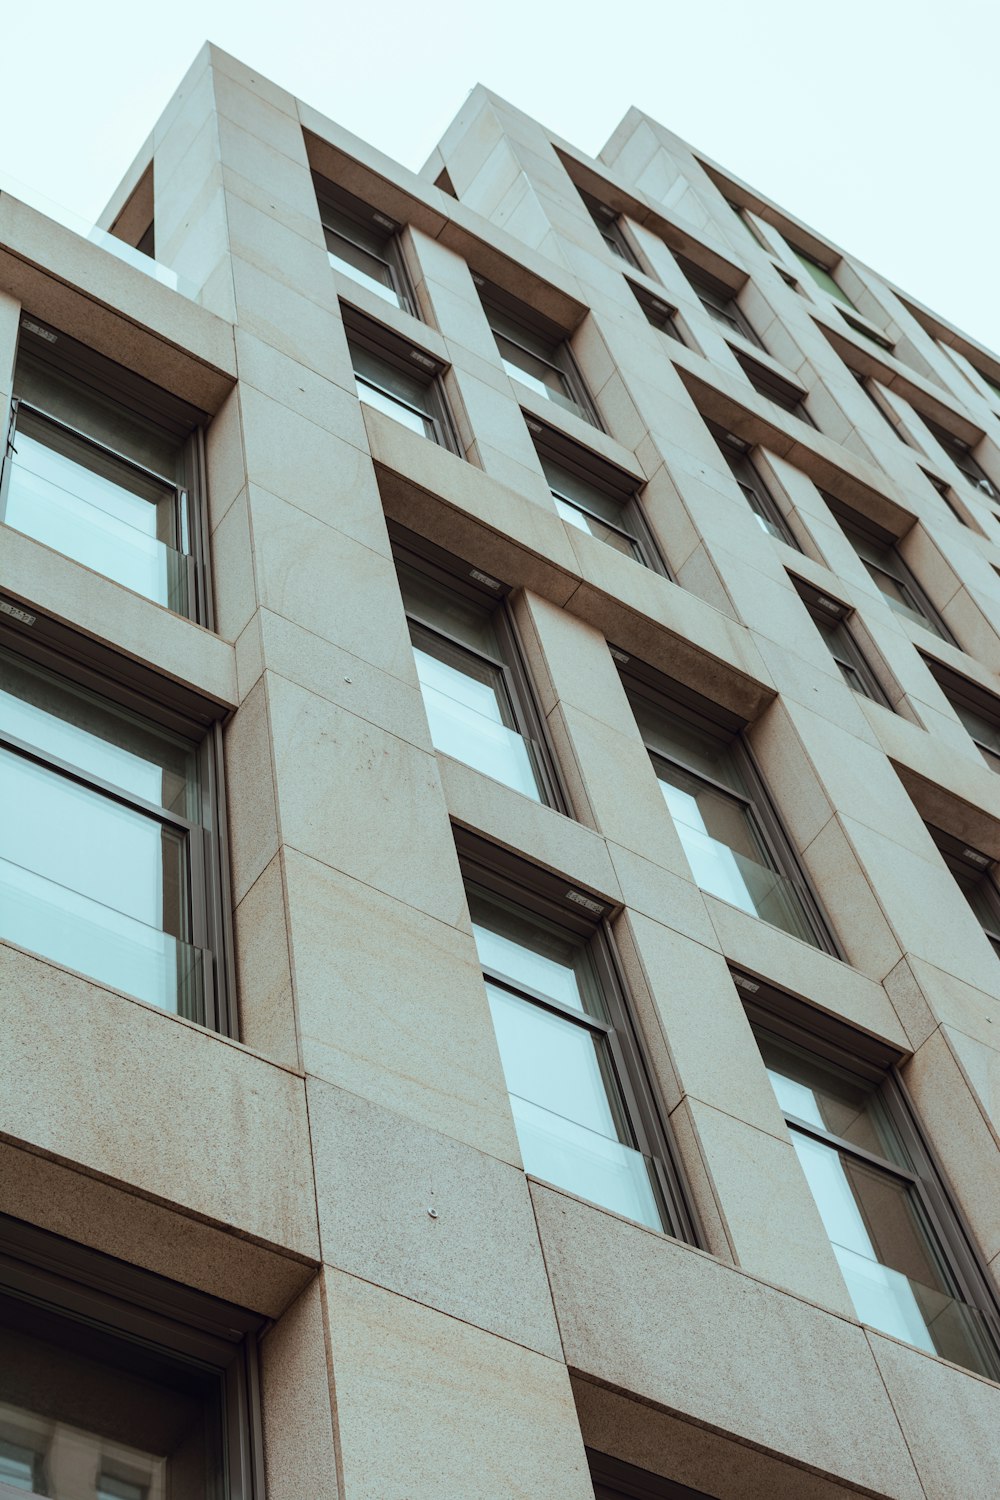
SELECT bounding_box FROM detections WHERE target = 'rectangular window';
[478,282,599,426]
[622,662,836,952]
[577,188,640,268]
[314,173,414,313]
[840,309,894,351]
[531,423,667,572]
[745,983,1000,1378]
[345,310,458,451]
[628,282,685,344]
[922,417,999,500]
[676,257,761,347]
[790,246,856,309]
[792,578,891,705]
[928,828,1000,958]
[924,658,1000,772]
[734,351,814,426]
[2,319,209,622]
[0,626,231,1031]
[393,531,561,807]
[826,499,955,643]
[0,1214,262,1500]
[854,373,911,444]
[460,835,697,1240]
[709,423,798,546]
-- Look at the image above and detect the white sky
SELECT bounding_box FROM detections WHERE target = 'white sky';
[3,0,999,354]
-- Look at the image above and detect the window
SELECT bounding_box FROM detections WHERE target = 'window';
[531,424,666,572]
[676,257,762,346]
[723,197,770,250]
[840,308,894,352]
[973,365,1000,408]
[314,173,414,313]
[854,374,911,444]
[922,417,999,500]
[792,579,890,705]
[744,983,1000,1378]
[928,828,1000,958]
[922,470,970,529]
[2,318,208,622]
[392,531,561,807]
[578,188,640,268]
[924,658,1000,772]
[734,351,814,426]
[628,282,685,344]
[622,662,835,952]
[790,246,856,309]
[709,423,797,545]
[0,623,231,1032]
[0,1214,262,1500]
[589,1450,715,1499]
[345,311,458,451]
[460,835,696,1239]
[826,499,954,643]
[478,281,599,426]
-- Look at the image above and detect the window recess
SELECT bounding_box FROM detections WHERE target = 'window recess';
[589,1449,717,1499]
[0,616,234,1034]
[733,351,814,426]
[0,1215,263,1500]
[922,416,999,501]
[675,256,762,347]
[457,830,699,1242]
[477,279,601,427]
[927,827,1000,958]
[789,246,857,310]
[791,577,891,705]
[708,422,798,546]
[528,420,668,573]
[923,657,1000,773]
[628,281,685,344]
[743,979,1000,1379]
[344,309,459,452]
[3,318,210,624]
[314,172,415,314]
[391,528,563,809]
[577,187,641,268]
[620,658,838,953]
[825,497,955,644]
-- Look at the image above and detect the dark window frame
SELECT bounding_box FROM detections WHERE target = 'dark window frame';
[588,1449,717,1500]
[791,576,892,706]
[825,497,957,645]
[709,423,798,547]
[456,828,701,1246]
[922,656,1000,773]
[313,172,416,315]
[927,826,1000,957]
[619,657,840,957]
[0,1213,264,1500]
[344,307,460,454]
[3,317,213,628]
[676,257,762,348]
[853,372,912,445]
[628,282,686,345]
[922,416,999,501]
[733,351,815,426]
[528,419,670,577]
[0,608,236,1038]
[390,525,567,813]
[477,280,602,429]
[840,308,895,352]
[741,975,1000,1378]
[577,188,642,269]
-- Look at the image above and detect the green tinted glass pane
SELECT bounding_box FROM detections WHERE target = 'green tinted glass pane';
[793,250,855,309]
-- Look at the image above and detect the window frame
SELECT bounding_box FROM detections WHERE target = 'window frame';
[313,172,416,315]
[0,606,236,1037]
[927,826,1000,957]
[3,317,213,627]
[922,416,999,501]
[456,828,701,1246]
[627,281,686,345]
[791,577,892,706]
[344,308,460,454]
[528,420,670,576]
[790,246,856,310]
[741,975,1000,1377]
[733,351,815,426]
[676,257,762,348]
[577,188,641,269]
[620,658,839,957]
[390,526,567,812]
[709,423,798,547]
[0,1213,264,1500]
[922,656,1000,773]
[588,1449,715,1500]
[853,372,912,445]
[825,498,957,645]
[477,280,602,429]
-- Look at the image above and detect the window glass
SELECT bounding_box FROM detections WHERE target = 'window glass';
[540,456,641,560]
[350,342,436,439]
[0,649,208,1021]
[325,223,401,307]
[792,249,855,309]
[0,1286,224,1500]
[469,888,663,1229]
[846,531,944,636]
[952,700,1000,772]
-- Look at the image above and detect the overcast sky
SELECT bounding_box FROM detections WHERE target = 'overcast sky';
[3,0,998,353]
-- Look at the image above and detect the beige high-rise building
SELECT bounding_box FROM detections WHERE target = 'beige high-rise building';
[2,42,1000,1499]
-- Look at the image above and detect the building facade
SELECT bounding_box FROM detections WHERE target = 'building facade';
[2,42,1000,1498]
